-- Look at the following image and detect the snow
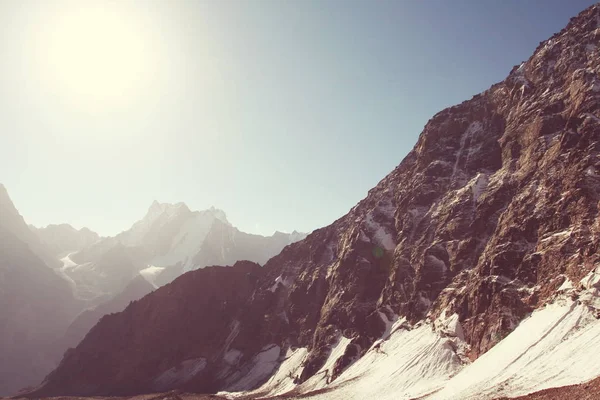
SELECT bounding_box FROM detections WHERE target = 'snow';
[471,173,489,203]
[56,252,80,292]
[376,308,397,342]
[451,121,482,183]
[540,229,573,243]
[223,344,281,392]
[298,335,353,392]
[152,211,227,271]
[431,299,600,399]
[364,211,395,251]
[224,348,243,365]
[250,347,309,397]
[139,265,165,288]
[581,266,600,290]
[60,252,78,269]
[433,310,465,341]
[153,357,207,390]
[299,321,462,400]
[268,275,294,293]
[558,277,574,292]
[242,286,600,400]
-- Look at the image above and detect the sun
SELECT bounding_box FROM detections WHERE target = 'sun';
[31,3,158,112]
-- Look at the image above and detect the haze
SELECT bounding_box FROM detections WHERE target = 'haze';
[0,0,595,236]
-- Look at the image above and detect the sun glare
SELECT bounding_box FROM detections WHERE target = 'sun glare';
[31,3,158,112]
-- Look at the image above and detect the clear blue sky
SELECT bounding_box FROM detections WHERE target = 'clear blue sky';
[0,0,596,236]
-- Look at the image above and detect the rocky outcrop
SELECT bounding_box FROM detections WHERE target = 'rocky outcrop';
[27,3,600,397]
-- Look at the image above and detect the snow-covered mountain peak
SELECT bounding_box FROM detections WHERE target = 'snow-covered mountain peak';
[146,201,191,221]
[206,205,228,224]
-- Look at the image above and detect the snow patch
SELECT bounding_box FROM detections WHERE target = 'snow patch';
[224,348,243,365]
[224,344,281,392]
[298,335,353,392]
[558,277,574,292]
[139,265,165,289]
[268,275,294,293]
[540,228,573,243]
[364,211,395,251]
[451,121,482,182]
[471,173,489,203]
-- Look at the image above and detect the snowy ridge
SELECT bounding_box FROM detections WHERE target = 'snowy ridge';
[219,282,600,400]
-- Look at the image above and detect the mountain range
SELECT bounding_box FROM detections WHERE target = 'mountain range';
[0,185,305,395]
[19,4,600,400]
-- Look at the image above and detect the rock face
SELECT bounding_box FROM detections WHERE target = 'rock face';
[0,186,81,395]
[27,4,600,397]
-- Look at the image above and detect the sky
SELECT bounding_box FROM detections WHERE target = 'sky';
[0,0,596,237]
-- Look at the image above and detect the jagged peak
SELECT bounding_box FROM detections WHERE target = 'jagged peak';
[145,200,191,221]
[206,205,228,223]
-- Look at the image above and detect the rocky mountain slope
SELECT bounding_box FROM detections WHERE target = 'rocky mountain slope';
[24,4,600,399]
[57,275,155,355]
[0,186,81,395]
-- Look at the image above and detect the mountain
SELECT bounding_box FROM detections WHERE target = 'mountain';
[0,185,82,395]
[30,224,100,257]
[0,190,304,395]
[30,5,600,399]
[61,201,305,301]
[0,184,60,269]
[26,4,600,399]
[57,275,155,355]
